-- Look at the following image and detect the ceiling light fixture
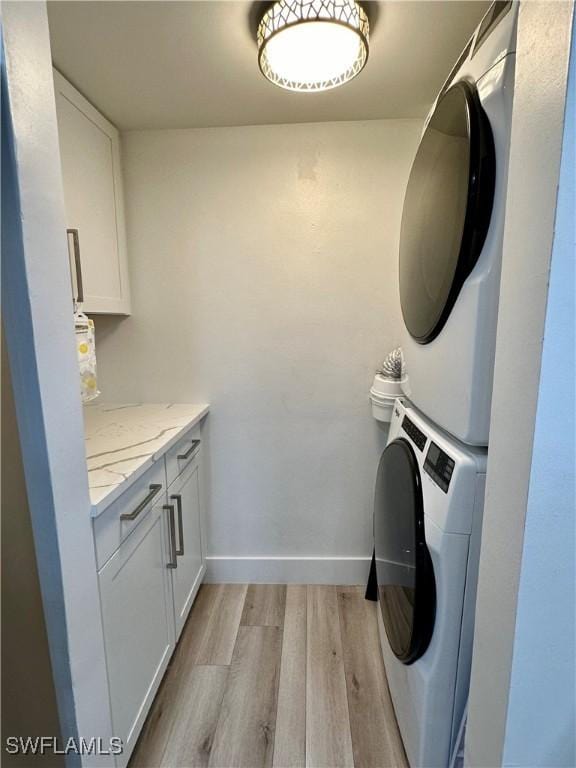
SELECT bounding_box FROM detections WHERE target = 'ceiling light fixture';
[257,0,369,93]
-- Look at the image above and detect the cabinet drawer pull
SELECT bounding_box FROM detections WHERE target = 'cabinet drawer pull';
[165,505,178,569]
[170,494,185,556]
[66,228,84,304]
[177,440,201,461]
[120,483,162,521]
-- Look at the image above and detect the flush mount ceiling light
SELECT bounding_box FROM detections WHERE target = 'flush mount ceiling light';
[257,0,369,92]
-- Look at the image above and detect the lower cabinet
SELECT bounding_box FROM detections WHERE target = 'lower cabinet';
[96,430,206,766]
[98,502,175,766]
[168,461,205,639]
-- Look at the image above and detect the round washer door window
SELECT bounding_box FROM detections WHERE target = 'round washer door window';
[399,80,495,344]
[374,439,436,664]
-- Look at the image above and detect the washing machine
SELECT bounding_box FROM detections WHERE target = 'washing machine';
[374,399,486,767]
[399,1,518,446]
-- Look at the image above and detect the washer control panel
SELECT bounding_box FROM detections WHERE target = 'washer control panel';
[424,441,455,493]
[401,416,427,452]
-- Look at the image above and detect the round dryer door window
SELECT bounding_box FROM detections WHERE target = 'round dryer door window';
[399,80,495,344]
[374,439,436,664]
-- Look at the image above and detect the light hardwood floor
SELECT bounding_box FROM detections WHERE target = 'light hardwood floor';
[129,584,408,768]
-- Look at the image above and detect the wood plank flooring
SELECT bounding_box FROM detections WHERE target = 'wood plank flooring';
[129,585,407,768]
[273,586,306,768]
[306,586,354,768]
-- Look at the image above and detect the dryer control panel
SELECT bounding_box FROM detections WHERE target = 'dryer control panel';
[402,416,427,452]
[424,442,455,493]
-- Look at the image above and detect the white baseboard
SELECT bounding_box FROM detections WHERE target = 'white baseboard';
[205,556,372,585]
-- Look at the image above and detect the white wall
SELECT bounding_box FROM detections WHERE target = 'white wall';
[2,3,114,760]
[465,3,574,765]
[501,17,575,766]
[94,118,421,581]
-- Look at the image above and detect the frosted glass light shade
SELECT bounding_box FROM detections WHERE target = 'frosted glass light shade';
[257,0,369,92]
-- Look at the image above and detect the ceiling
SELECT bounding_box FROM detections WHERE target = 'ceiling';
[47,1,490,131]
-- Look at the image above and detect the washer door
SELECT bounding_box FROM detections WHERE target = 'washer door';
[374,439,436,664]
[399,80,495,344]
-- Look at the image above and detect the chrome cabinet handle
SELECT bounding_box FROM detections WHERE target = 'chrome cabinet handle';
[164,505,178,569]
[66,228,84,304]
[177,440,201,461]
[170,493,185,556]
[120,483,162,521]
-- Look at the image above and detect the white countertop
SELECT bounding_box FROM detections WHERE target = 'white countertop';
[84,402,209,517]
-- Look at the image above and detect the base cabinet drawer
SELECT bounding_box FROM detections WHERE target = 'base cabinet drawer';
[94,460,165,570]
[168,461,205,638]
[98,503,175,767]
[165,425,201,488]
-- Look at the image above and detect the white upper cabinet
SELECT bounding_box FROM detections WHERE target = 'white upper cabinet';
[54,70,131,314]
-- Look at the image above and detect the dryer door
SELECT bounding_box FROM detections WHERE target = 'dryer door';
[399,80,495,344]
[374,439,436,664]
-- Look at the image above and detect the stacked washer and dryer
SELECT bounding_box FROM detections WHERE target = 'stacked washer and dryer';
[372,4,518,767]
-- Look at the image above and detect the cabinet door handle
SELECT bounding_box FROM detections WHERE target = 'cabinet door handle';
[66,228,84,304]
[177,440,201,461]
[170,493,185,556]
[120,483,162,521]
[164,505,178,569]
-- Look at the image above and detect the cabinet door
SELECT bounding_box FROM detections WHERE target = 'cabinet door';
[54,70,131,314]
[169,462,205,638]
[98,503,174,766]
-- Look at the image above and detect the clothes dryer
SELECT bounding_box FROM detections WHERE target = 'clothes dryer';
[400,2,518,445]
